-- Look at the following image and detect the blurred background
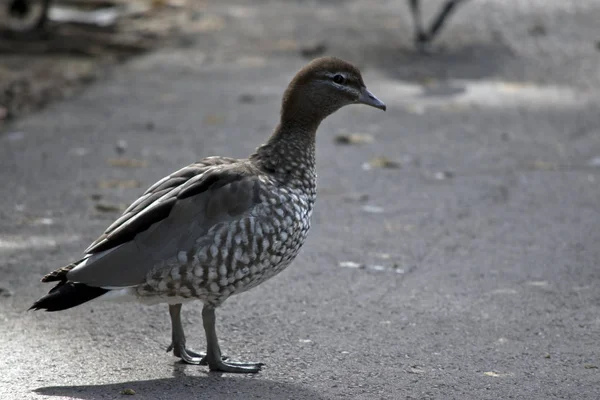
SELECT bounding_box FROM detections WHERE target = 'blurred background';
[1,1,599,399]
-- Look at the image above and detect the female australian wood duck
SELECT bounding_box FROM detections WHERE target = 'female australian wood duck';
[31,56,386,373]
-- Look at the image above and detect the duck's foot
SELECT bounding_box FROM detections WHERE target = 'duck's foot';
[202,305,264,373]
[205,357,264,373]
[166,342,204,364]
[167,341,230,365]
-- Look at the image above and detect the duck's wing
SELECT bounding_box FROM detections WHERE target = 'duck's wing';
[43,157,263,288]
[84,156,239,254]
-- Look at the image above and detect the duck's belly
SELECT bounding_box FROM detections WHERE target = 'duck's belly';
[137,195,313,305]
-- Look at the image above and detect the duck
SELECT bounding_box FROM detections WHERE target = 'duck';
[31,56,386,373]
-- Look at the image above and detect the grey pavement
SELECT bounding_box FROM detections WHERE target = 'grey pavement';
[1,0,600,399]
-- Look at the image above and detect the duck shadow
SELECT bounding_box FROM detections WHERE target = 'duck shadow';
[35,363,327,400]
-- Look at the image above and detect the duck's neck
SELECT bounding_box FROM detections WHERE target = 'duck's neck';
[250,118,319,184]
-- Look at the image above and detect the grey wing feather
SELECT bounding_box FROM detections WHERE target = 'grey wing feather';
[85,157,238,254]
[67,161,261,287]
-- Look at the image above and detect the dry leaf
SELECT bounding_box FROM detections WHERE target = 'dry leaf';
[407,366,426,374]
[529,160,556,170]
[107,158,148,168]
[121,388,136,395]
[483,371,505,377]
[235,56,266,68]
[95,202,123,213]
[194,15,225,32]
[334,133,373,145]
[275,39,298,51]
[363,156,401,170]
[203,114,226,125]
[584,364,598,369]
[343,193,369,203]
[98,179,141,189]
[404,104,426,115]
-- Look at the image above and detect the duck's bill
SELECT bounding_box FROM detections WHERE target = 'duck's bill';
[358,87,386,111]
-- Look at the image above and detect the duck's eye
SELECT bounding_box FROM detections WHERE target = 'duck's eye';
[332,74,345,84]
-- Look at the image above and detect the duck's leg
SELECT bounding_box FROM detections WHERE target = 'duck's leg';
[167,303,205,364]
[424,0,466,43]
[202,305,264,373]
[408,0,429,46]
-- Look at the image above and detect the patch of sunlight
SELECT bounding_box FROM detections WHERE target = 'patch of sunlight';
[369,78,592,113]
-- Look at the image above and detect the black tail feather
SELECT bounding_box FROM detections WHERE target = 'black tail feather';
[30,281,109,312]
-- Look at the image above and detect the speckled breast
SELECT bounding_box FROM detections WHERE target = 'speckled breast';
[138,177,316,305]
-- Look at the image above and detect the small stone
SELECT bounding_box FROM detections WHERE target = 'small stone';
[32,218,54,226]
[393,266,405,274]
[338,261,363,269]
[361,205,384,214]
[70,147,90,157]
[120,388,136,395]
[115,140,128,155]
[433,171,454,180]
[544,353,551,359]
[238,94,255,103]
[298,339,312,343]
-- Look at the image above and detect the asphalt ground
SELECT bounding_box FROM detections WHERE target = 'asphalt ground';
[1,1,599,399]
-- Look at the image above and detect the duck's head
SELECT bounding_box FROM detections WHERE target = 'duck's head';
[280,57,386,128]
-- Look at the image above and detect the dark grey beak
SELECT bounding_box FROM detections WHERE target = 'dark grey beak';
[358,87,386,111]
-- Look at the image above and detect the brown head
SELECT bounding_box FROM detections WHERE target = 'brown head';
[280,57,386,130]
